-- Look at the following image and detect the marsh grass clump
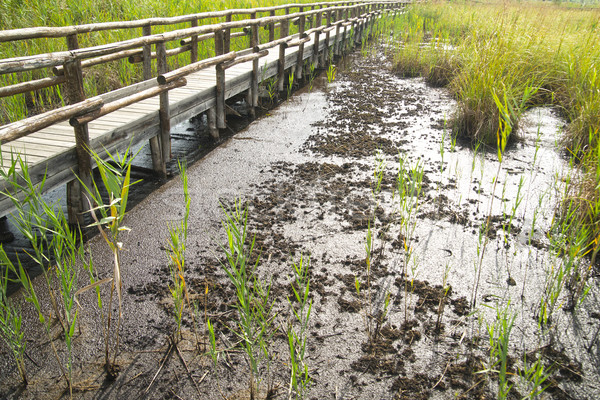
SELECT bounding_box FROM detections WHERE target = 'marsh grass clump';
[392,1,599,148]
[166,161,196,343]
[218,199,277,398]
[0,151,93,396]
[392,1,600,296]
[0,265,27,385]
[79,146,140,379]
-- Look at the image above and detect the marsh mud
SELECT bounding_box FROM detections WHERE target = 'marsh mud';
[2,46,600,400]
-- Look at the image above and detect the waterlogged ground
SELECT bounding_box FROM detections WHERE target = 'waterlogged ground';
[1,47,600,399]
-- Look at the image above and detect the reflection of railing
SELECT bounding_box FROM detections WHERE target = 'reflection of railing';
[0,1,408,222]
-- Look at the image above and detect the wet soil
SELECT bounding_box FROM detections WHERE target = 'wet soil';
[1,44,600,399]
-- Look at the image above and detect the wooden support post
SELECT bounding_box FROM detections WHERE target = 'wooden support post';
[269,10,276,43]
[369,6,376,39]
[190,19,199,63]
[355,7,362,48]
[214,29,226,130]
[312,8,322,68]
[334,10,342,57]
[321,8,331,66]
[142,25,152,79]
[249,14,259,118]
[224,14,232,54]
[143,25,165,177]
[208,107,219,140]
[156,42,171,169]
[64,34,91,225]
[277,8,290,93]
[295,7,305,80]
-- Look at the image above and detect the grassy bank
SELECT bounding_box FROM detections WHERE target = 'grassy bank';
[0,0,320,124]
[392,0,600,259]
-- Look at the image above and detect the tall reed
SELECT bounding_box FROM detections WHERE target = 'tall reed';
[79,146,138,378]
[0,151,88,396]
[218,199,276,398]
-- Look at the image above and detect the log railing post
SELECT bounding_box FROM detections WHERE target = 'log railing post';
[355,6,362,48]
[342,6,350,54]
[224,14,232,54]
[312,7,322,68]
[248,13,259,119]
[369,4,377,39]
[322,9,331,66]
[334,9,342,57]
[143,24,166,177]
[214,29,226,132]
[207,107,218,140]
[269,10,276,43]
[190,19,199,63]
[277,8,290,93]
[295,7,305,80]
[142,25,152,80]
[156,41,171,170]
[64,34,91,225]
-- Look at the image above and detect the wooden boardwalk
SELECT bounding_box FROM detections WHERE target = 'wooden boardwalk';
[0,1,406,222]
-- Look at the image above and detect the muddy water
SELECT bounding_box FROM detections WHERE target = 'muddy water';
[1,47,599,399]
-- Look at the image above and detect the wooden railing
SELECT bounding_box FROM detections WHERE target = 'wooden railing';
[0,1,409,222]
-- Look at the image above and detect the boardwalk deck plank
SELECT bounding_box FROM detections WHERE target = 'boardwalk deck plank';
[0,22,368,214]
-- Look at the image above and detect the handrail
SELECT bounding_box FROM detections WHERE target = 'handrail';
[0,0,407,135]
[0,1,406,42]
[0,0,408,222]
[0,4,392,75]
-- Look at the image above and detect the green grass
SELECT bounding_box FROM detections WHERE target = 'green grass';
[392,0,600,146]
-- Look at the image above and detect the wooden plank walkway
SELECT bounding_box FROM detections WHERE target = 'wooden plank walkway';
[0,2,408,221]
[0,28,344,216]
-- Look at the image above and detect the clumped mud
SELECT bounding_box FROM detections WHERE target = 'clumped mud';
[1,45,599,400]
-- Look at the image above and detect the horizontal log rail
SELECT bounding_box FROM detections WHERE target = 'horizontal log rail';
[0,0,409,222]
[157,52,237,84]
[0,75,67,98]
[218,50,270,71]
[70,78,187,127]
[0,98,104,143]
[0,1,404,42]
[0,3,405,74]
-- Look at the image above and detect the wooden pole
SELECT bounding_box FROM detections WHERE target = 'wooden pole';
[295,7,305,80]
[369,6,376,39]
[357,6,366,46]
[249,14,259,118]
[323,10,331,65]
[277,8,290,93]
[224,14,232,54]
[142,25,165,177]
[342,7,349,55]
[214,29,226,131]
[157,41,171,172]
[334,10,342,57]
[190,19,199,63]
[207,107,218,140]
[312,8,322,68]
[269,10,276,43]
[63,34,92,225]
[354,7,361,48]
